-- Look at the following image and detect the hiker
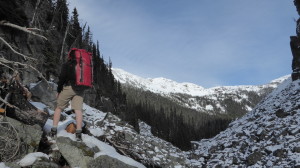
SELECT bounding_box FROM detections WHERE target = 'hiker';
[49,48,93,141]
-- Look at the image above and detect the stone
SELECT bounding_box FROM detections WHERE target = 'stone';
[208,146,218,153]
[246,151,263,166]
[56,137,95,168]
[32,160,60,168]
[124,132,135,142]
[232,156,239,165]
[273,149,287,158]
[275,109,289,118]
[30,80,57,110]
[294,147,300,153]
[88,155,137,168]
[239,142,248,153]
[3,162,21,168]
[0,117,43,161]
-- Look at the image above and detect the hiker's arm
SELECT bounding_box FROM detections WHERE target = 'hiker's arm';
[57,64,67,93]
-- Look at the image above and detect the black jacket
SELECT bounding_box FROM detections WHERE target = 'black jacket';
[57,60,77,93]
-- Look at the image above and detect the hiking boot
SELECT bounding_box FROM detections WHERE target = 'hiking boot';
[75,132,82,141]
[50,128,57,138]
[75,129,82,141]
[47,127,57,143]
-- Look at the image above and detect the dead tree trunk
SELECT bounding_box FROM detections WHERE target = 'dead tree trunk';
[2,78,48,127]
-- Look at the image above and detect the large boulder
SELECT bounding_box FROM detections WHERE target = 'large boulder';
[0,117,43,161]
[88,155,137,168]
[30,81,57,110]
[56,137,95,168]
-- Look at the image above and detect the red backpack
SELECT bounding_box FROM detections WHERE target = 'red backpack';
[68,48,93,88]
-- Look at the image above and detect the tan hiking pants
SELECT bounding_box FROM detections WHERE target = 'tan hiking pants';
[57,86,84,110]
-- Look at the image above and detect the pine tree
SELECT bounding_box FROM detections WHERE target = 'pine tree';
[68,8,82,48]
[56,0,69,32]
[83,26,92,51]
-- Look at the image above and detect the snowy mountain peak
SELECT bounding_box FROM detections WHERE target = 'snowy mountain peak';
[112,68,289,115]
[112,68,205,96]
[112,68,288,97]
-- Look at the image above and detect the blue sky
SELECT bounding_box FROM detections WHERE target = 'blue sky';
[68,0,297,88]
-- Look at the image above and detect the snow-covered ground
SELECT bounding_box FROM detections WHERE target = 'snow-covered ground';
[0,103,146,168]
[0,101,198,167]
[44,104,146,168]
[1,75,297,167]
[189,77,300,167]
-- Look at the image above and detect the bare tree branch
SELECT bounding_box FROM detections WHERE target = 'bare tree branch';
[0,37,36,61]
[0,97,19,109]
[0,57,47,83]
[0,92,11,108]
[105,137,128,156]
[26,28,44,32]
[0,62,13,70]
[0,121,20,162]
[30,0,41,27]
[60,23,70,61]
[0,20,47,40]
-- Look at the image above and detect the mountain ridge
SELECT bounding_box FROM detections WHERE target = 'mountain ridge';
[112,68,288,115]
[112,68,288,96]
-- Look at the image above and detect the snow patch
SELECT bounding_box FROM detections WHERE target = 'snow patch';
[17,152,49,167]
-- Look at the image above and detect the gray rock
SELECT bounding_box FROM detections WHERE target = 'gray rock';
[275,109,289,118]
[1,117,42,160]
[3,162,21,168]
[56,137,95,168]
[88,155,137,168]
[232,156,239,165]
[124,132,135,142]
[256,130,267,140]
[30,81,57,110]
[273,149,287,158]
[208,145,218,153]
[32,160,60,168]
[246,151,263,166]
[294,147,300,153]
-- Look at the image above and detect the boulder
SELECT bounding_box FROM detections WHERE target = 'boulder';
[0,117,43,161]
[2,162,21,168]
[246,151,263,166]
[294,147,300,153]
[56,137,95,168]
[273,149,287,158]
[275,109,289,118]
[88,155,137,168]
[31,160,60,168]
[30,81,57,110]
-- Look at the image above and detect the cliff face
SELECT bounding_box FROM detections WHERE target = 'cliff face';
[0,0,62,85]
